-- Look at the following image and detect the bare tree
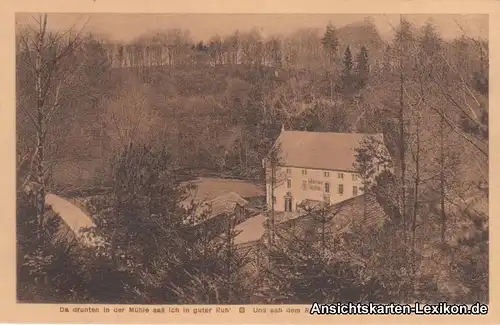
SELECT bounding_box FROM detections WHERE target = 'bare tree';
[397,15,408,238]
[297,201,344,250]
[429,34,488,168]
[101,84,158,154]
[263,141,286,245]
[16,14,88,229]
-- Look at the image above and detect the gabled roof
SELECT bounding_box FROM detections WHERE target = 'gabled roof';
[233,194,388,247]
[192,192,249,225]
[272,130,384,172]
[45,193,106,248]
[205,192,249,217]
[233,210,303,247]
[233,213,267,245]
[45,194,95,235]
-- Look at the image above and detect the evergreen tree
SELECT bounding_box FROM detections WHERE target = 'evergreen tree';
[16,188,130,303]
[256,205,385,303]
[419,22,442,57]
[86,143,190,302]
[394,18,416,75]
[87,143,252,304]
[343,45,353,72]
[322,23,339,63]
[355,45,370,89]
[382,44,393,76]
[16,189,74,302]
[322,23,340,98]
[339,46,355,94]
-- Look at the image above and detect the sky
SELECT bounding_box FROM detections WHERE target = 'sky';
[16,13,488,43]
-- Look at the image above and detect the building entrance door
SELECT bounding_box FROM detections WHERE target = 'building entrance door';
[284,197,293,212]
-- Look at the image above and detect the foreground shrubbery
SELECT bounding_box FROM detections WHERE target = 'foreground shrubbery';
[17,144,488,304]
[16,16,488,304]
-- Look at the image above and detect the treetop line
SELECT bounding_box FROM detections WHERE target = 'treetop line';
[15,14,488,306]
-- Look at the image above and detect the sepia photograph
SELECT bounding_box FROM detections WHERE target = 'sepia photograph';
[14,11,488,307]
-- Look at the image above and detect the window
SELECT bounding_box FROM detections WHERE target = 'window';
[286,168,292,174]
[324,171,330,177]
[323,195,330,204]
[352,174,358,181]
[302,180,307,190]
[353,186,358,196]
[287,179,292,189]
[325,182,330,193]
[338,172,344,179]
[302,169,307,176]
[338,184,344,195]
[285,198,293,212]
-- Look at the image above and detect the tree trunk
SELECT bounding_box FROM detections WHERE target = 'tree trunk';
[35,15,47,231]
[363,192,367,220]
[270,161,276,245]
[399,15,407,240]
[321,214,326,249]
[440,113,446,244]
[226,215,233,303]
[411,111,421,294]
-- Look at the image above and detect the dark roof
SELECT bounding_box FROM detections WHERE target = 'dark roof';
[205,192,249,217]
[277,194,389,236]
[297,199,327,211]
[192,192,249,225]
[234,194,388,247]
[273,130,384,172]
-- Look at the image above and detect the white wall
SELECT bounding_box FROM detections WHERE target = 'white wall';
[266,166,364,212]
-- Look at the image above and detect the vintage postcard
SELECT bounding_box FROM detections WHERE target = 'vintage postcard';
[0,0,498,323]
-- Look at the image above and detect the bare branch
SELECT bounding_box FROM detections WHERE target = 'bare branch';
[454,18,488,52]
[50,17,90,66]
[19,105,40,132]
[439,52,481,112]
[44,55,87,125]
[428,104,487,158]
[431,76,487,141]
[50,15,89,47]
[16,150,32,172]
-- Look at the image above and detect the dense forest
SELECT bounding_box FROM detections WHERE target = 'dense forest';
[16,15,488,304]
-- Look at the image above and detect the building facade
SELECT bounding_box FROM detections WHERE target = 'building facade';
[264,129,384,213]
[268,166,364,212]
